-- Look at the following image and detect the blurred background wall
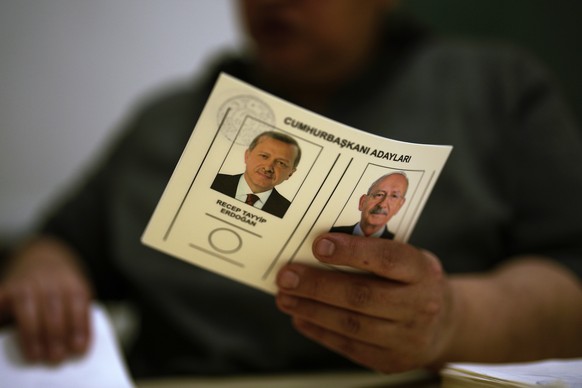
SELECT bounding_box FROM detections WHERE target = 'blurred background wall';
[1,0,581,249]
[0,0,239,245]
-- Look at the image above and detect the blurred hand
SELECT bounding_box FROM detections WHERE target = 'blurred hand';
[276,233,456,373]
[0,237,93,363]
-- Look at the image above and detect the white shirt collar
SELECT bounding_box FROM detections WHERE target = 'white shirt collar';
[354,222,386,238]
[235,175,272,209]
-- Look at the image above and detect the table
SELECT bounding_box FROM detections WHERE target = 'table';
[136,369,441,388]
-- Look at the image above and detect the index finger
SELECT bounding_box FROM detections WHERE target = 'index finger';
[312,233,432,283]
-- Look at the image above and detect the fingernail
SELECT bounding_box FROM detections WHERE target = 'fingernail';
[315,238,335,256]
[278,270,300,289]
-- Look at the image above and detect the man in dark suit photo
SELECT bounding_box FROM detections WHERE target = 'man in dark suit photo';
[330,172,408,239]
[211,130,301,218]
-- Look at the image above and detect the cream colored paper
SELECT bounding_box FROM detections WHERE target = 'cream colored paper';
[141,73,452,293]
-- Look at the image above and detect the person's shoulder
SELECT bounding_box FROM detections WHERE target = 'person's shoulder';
[214,173,240,183]
[381,228,395,240]
[413,37,549,83]
[211,173,240,196]
[398,37,556,115]
[383,12,551,94]
[270,188,291,204]
[329,224,356,234]
[385,12,542,73]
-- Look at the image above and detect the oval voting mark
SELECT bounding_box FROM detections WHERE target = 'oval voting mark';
[208,228,243,254]
[217,95,275,145]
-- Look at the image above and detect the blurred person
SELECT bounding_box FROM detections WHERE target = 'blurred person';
[211,130,301,218]
[1,0,582,379]
[330,172,408,239]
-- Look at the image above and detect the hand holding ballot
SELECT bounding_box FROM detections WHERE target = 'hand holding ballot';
[142,73,452,293]
[276,234,453,373]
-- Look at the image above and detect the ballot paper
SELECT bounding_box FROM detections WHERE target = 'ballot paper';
[441,359,582,387]
[142,73,452,293]
[0,304,134,388]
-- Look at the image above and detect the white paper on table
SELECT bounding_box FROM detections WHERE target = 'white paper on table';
[441,359,582,387]
[0,304,134,388]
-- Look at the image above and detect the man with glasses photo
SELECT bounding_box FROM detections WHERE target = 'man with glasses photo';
[330,172,408,239]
